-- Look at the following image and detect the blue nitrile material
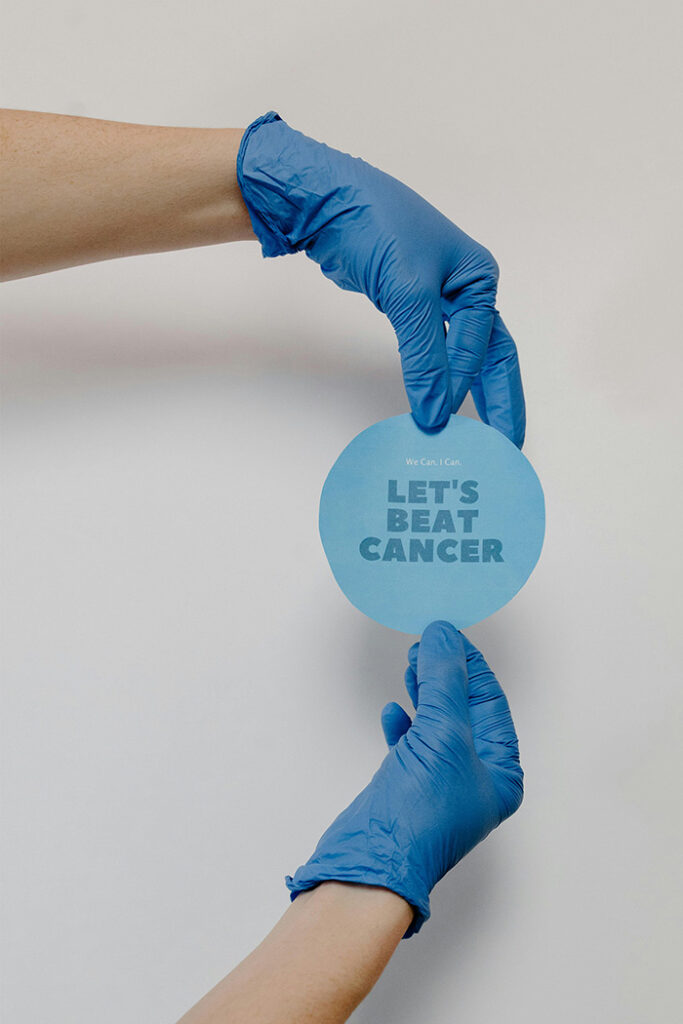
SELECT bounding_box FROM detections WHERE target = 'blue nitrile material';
[285,621,523,938]
[237,112,525,444]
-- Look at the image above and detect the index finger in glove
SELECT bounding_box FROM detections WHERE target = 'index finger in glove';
[441,247,499,413]
[414,620,470,722]
[386,288,453,432]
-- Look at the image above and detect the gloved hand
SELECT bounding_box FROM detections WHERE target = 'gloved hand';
[237,111,525,445]
[285,621,523,937]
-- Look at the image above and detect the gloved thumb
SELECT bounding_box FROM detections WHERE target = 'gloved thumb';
[380,702,412,748]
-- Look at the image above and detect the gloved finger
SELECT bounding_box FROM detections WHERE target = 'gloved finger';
[470,312,526,449]
[415,620,470,722]
[441,249,498,414]
[404,643,420,710]
[381,701,413,747]
[461,635,522,782]
[386,293,453,431]
[443,307,494,413]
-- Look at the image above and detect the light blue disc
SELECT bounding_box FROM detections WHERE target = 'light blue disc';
[319,414,545,633]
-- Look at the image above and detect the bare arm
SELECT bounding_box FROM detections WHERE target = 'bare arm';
[0,109,255,280]
[176,882,412,1024]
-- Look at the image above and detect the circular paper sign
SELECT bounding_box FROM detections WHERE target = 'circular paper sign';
[319,414,545,633]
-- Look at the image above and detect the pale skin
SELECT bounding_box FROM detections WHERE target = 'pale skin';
[177,883,413,1024]
[0,109,255,280]
[0,110,415,1022]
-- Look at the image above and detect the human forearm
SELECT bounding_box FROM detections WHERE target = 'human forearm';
[0,110,255,280]
[176,882,411,1024]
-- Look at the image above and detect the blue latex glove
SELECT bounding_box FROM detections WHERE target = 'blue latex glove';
[285,621,523,937]
[237,111,525,445]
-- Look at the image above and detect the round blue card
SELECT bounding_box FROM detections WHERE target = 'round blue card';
[319,414,545,633]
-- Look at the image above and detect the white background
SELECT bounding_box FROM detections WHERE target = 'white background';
[2,2,682,1021]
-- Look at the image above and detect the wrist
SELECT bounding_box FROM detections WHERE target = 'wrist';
[176,126,255,245]
[285,882,413,986]
[295,880,413,935]
[285,779,433,937]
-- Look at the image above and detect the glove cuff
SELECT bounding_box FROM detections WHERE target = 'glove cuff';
[236,110,298,258]
[285,863,431,939]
